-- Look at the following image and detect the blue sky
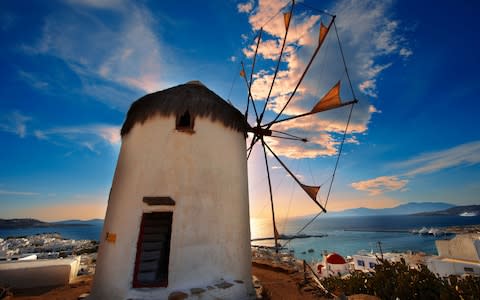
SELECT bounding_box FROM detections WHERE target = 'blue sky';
[0,0,479,221]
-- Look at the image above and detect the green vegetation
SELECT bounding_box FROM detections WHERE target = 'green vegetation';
[319,259,480,299]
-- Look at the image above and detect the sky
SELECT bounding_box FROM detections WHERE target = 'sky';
[0,0,479,221]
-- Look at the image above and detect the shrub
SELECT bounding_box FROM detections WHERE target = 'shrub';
[318,259,479,300]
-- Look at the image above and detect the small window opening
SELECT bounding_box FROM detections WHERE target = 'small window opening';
[176,110,194,132]
[357,260,365,267]
[133,212,173,288]
[464,267,474,273]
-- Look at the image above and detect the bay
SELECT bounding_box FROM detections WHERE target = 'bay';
[1,215,479,263]
[251,215,480,262]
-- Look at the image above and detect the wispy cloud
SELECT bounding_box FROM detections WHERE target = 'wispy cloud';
[239,0,411,159]
[351,176,408,196]
[0,189,39,196]
[17,70,49,90]
[396,140,480,176]
[21,1,168,109]
[0,111,31,138]
[352,141,480,195]
[34,124,121,153]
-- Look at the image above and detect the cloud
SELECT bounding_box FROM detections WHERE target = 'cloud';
[352,140,480,195]
[17,70,49,90]
[351,176,409,196]
[65,0,125,10]
[396,140,480,176]
[22,1,168,109]
[34,124,121,153]
[239,0,412,159]
[399,47,413,58]
[0,189,39,196]
[266,133,339,159]
[0,111,31,138]
[237,0,255,13]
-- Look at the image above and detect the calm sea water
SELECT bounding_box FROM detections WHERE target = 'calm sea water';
[0,225,103,241]
[251,215,480,262]
[1,215,479,262]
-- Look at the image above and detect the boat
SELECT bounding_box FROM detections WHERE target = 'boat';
[460,212,477,217]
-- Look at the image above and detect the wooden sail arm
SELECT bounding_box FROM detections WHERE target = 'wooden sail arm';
[241,61,260,122]
[266,15,336,129]
[263,141,326,213]
[269,129,308,142]
[266,99,358,127]
[259,1,296,123]
[247,29,264,122]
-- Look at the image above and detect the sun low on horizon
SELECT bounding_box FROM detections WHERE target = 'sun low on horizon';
[1,0,479,222]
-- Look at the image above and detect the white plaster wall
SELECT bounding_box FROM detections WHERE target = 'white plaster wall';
[0,257,80,289]
[90,116,252,299]
[436,234,480,261]
[326,263,349,275]
[426,258,480,277]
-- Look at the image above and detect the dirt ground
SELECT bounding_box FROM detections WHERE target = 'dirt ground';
[6,264,323,300]
[6,275,92,300]
[251,262,323,299]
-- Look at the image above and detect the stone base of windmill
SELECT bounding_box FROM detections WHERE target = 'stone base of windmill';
[164,279,255,300]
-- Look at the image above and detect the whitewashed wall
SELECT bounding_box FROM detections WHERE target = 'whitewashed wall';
[0,257,80,288]
[90,115,253,299]
[436,234,480,261]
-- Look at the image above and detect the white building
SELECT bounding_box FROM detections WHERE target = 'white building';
[89,81,254,299]
[352,253,379,272]
[352,252,420,272]
[316,252,350,277]
[0,257,80,289]
[427,234,480,277]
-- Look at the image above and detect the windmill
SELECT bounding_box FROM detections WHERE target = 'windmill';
[238,0,359,253]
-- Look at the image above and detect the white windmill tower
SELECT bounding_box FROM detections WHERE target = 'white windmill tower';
[89,81,254,299]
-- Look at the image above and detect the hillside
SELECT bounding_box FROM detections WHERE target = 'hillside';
[0,218,99,229]
[0,218,51,229]
[327,202,455,217]
[413,205,480,216]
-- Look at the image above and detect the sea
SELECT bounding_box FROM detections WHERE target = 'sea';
[1,215,479,263]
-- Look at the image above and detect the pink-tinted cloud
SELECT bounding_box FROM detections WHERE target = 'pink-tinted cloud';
[237,0,255,13]
[22,1,167,108]
[239,0,411,159]
[351,141,480,196]
[351,176,409,196]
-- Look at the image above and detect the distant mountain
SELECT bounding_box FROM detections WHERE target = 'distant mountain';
[0,218,50,229]
[327,202,455,217]
[0,218,103,229]
[413,205,480,217]
[53,219,104,225]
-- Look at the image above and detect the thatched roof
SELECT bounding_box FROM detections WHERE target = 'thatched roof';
[121,81,248,136]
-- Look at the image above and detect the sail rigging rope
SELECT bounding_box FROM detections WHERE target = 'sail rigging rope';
[280,18,358,247]
[240,2,360,253]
